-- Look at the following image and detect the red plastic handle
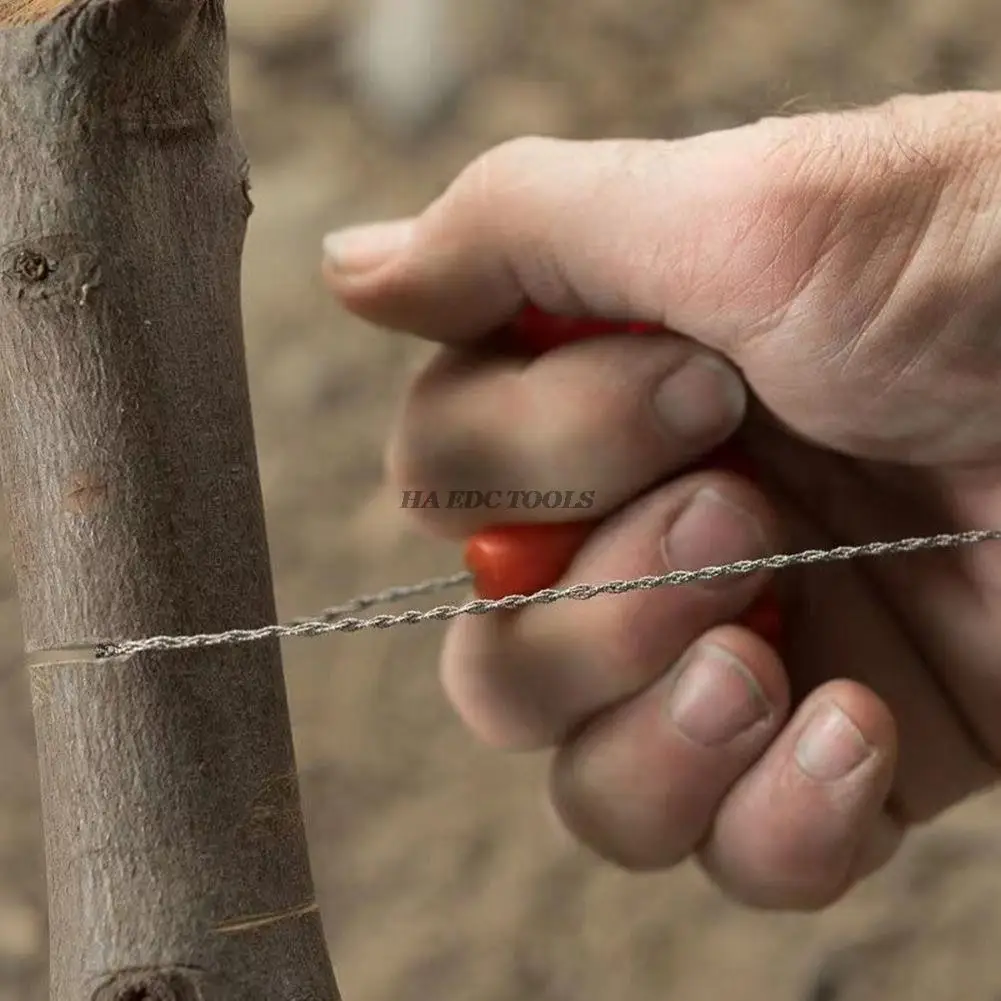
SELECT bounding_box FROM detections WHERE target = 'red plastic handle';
[464,305,783,648]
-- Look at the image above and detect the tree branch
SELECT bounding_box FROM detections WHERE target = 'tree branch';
[0,1,340,998]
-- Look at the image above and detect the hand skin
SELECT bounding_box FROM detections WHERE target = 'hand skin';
[322,91,1001,910]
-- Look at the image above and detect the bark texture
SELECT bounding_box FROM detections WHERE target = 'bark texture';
[0,2,340,998]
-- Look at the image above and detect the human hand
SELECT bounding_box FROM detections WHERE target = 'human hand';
[322,91,1001,909]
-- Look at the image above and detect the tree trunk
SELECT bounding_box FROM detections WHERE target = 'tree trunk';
[0,2,340,999]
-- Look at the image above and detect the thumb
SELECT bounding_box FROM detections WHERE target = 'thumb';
[320,115,843,349]
[322,94,1001,465]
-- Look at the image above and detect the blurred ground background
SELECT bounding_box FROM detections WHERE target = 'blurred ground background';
[4,0,1001,998]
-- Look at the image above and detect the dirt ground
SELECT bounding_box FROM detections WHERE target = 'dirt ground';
[5,1,1001,998]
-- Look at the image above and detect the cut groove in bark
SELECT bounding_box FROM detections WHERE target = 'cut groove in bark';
[0,1,341,998]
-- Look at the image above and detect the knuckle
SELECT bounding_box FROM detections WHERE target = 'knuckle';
[551,749,700,872]
[569,814,693,873]
[382,423,408,488]
[600,614,671,693]
[441,645,557,752]
[383,422,460,534]
[450,135,557,213]
[707,840,853,910]
[383,420,432,502]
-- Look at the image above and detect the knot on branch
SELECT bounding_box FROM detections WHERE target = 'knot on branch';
[91,967,203,1001]
[11,249,51,282]
[0,236,100,305]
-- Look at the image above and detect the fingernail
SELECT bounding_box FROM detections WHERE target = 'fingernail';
[322,218,414,274]
[667,643,770,746]
[653,354,746,441]
[661,487,768,589]
[795,702,873,781]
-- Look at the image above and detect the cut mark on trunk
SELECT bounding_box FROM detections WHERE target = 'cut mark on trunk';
[212,899,319,936]
[25,645,100,667]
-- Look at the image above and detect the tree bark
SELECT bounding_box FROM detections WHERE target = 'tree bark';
[0,2,340,999]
